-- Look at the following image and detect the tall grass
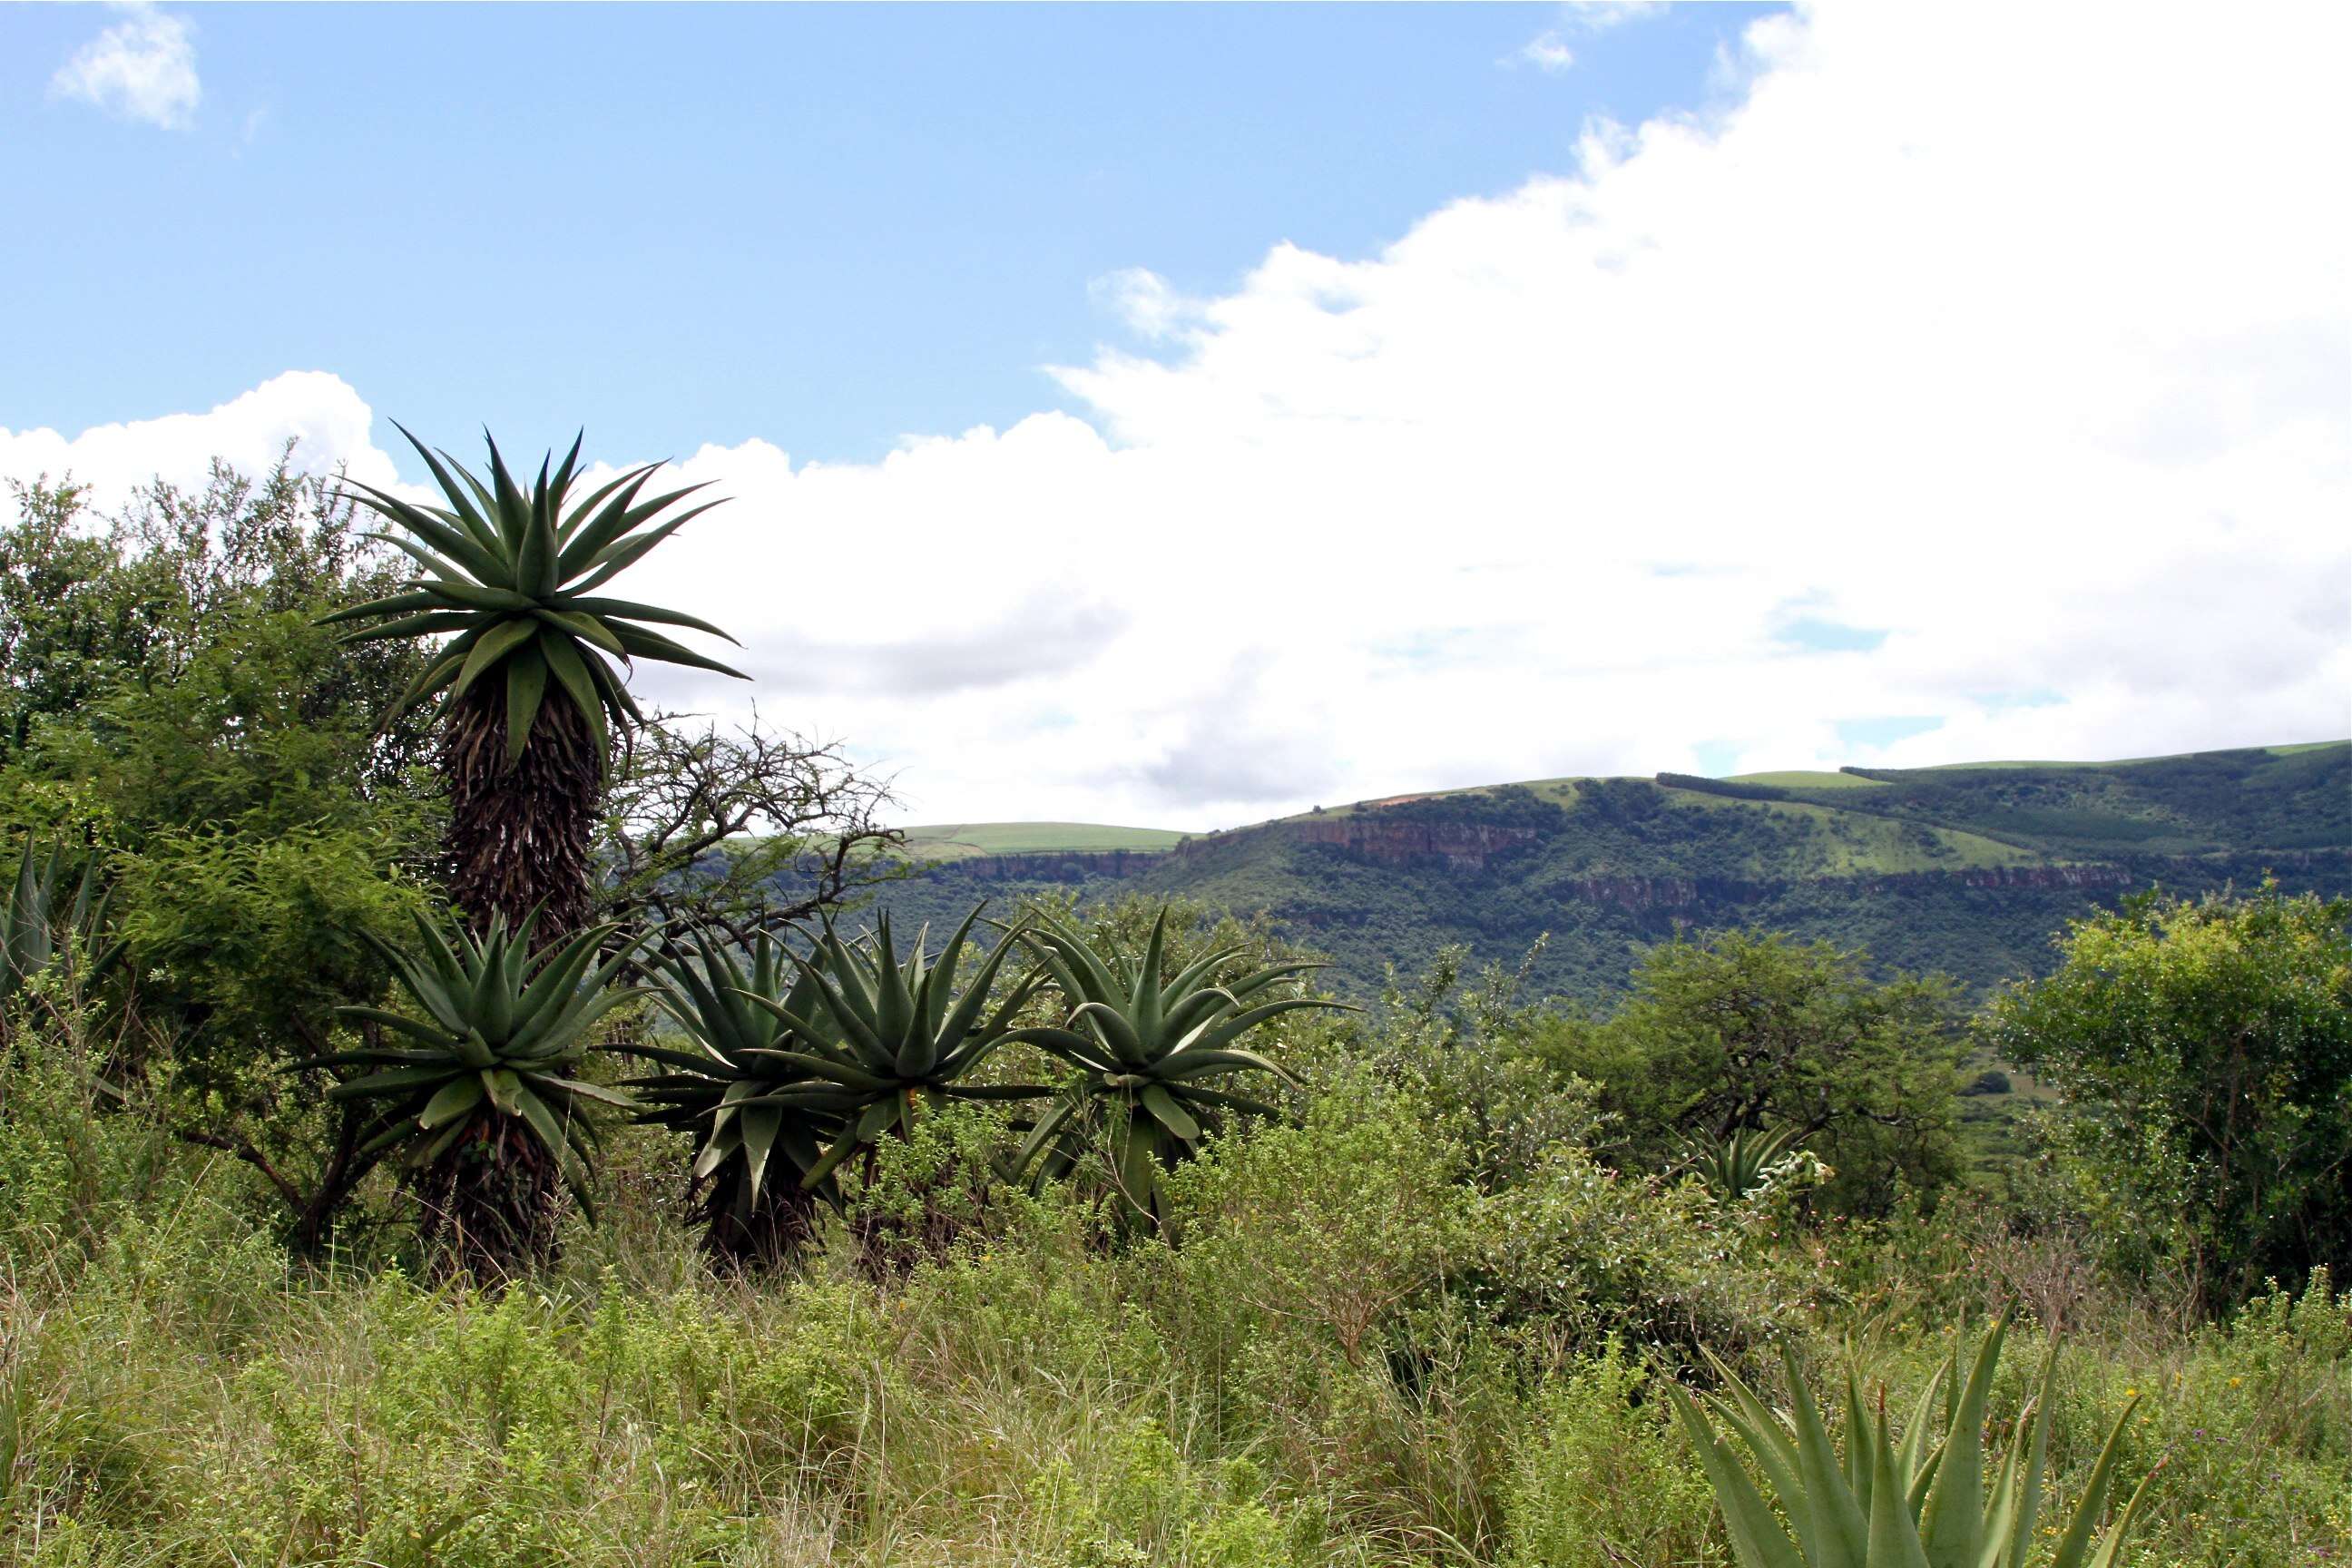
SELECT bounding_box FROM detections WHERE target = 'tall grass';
[2,1024,2345,1567]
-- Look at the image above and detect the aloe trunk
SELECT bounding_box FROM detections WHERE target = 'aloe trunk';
[412,1112,564,1280]
[442,684,603,949]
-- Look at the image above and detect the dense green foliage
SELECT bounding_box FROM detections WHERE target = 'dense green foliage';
[1987,884,2352,1309]
[5,984,2347,1563]
[1534,931,1963,1216]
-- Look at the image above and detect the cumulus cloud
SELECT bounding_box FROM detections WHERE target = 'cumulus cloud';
[50,4,201,131]
[7,5,2347,826]
[0,372,404,511]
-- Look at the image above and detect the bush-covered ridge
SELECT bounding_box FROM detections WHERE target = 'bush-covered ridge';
[859,742,2352,998]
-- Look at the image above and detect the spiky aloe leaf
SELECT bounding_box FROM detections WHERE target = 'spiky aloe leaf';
[324,426,747,771]
[734,904,1049,1190]
[1,838,124,1010]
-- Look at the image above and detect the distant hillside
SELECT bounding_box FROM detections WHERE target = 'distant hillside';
[852,742,2352,998]
[895,821,1191,862]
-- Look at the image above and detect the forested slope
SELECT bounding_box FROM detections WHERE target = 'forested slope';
[852,743,2352,995]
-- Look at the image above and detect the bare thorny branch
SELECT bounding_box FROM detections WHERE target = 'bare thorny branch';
[597,706,911,963]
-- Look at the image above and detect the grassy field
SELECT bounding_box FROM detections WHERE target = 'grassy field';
[1913,738,2348,770]
[895,821,1193,861]
[1722,769,1890,789]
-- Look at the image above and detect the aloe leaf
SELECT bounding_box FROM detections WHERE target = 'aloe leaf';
[1868,1406,1935,1568]
[2008,1351,2058,1568]
[1138,1083,1201,1142]
[552,466,662,574]
[739,1102,782,1198]
[1776,1346,1867,1568]
[326,1065,453,1101]
[571,502,726,593]
[1668,1385,1809,1568]
[566,596,741,643]
[418,1075,485,1130]
[503,644,550,764]
[1920,1316,2008,1565]
[1073,1000,1147,1065]
[449,617,538,701]
[534,606,628,658]
[2077,1468,2155,1568]
[2047,1396,2141,1568]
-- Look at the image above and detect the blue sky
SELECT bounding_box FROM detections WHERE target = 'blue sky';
[3,5,2344,827]
[5,3,1774,467]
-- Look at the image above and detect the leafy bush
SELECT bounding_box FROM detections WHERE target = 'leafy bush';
[1987,883,2352,1308]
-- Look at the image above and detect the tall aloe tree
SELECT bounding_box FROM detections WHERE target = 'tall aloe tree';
[325,426,746,946]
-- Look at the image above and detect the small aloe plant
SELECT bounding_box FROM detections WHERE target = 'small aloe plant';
[1667,1316,2154,1568]
[736,906,1049,1190]
[1682,1122,1810,1200]
[2,838,122,1013]
[617,929,846,1265]
[1002,906,1344,1226]
[303,907,643,1274]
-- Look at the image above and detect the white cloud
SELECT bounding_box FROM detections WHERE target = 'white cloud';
[1512,34,1578,74]
[50,4,201,132]
[1506,3,1666,74]
[8,4,2347,827]
[0,372,404,513]
[1567,2,1665,31]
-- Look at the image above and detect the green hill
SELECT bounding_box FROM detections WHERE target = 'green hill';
[854,742,2352,997]
[894,821,1191,861]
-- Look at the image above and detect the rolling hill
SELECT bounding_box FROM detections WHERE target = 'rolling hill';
[852,742,2352,998]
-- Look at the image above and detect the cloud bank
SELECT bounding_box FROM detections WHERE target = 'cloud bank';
[8,4,2346,827]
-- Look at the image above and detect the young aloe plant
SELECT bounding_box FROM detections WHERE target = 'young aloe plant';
[1668,1316,2155,1568]
[616,929,846,1264]
[304,907,642,1273]
[1002,906,1344,1226]
[735,906,1048,1190]
[2,838,122,1012]
[1681,1122,1809,1200]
